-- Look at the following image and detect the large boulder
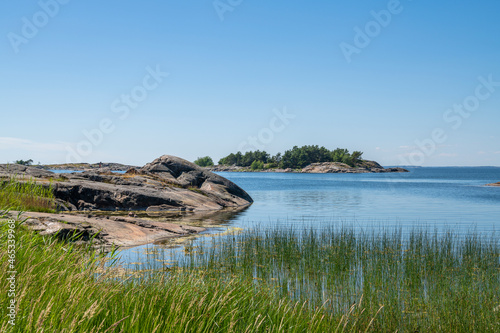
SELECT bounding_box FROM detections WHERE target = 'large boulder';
[141,155,253,203]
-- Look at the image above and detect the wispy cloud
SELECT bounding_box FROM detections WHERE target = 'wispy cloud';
[439,153,458,157]
[399,144,455,151]
[477,150,500,155]
[397,152,419,158]
[0,137,68,152]
[374,147,393,153]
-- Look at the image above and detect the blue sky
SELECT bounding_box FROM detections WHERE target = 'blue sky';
[1,0,499,166]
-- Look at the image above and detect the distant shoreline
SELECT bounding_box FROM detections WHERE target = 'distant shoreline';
[35,164,500,172]
[206,161,409,174]
[35,161,409,174]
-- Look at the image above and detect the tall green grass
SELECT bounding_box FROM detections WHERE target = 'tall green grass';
[0,177,56,212]
[0,214,368,332]
[171,226,500,332]
[1,199,498,332]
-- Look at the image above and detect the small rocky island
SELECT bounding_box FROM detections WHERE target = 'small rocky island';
[0,155,253,248]
[209,160,408,174]
[207,146,409,173]
[485,182,500,187]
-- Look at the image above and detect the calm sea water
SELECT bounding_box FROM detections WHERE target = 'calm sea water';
[218,167,500,231]
[118,167,500,265]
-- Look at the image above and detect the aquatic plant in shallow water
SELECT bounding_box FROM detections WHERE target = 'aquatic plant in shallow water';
[169,225,500,332]
[1,214,378,332]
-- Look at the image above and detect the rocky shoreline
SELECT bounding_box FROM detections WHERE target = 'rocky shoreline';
[7,210,206,249]
[1,155,253,212]
[36,159,408,174]
[1,155,253,248]
[38,162,136,171]
[207,160,409,174]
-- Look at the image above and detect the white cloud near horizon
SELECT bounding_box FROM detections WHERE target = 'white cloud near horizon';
[0,137,69,152]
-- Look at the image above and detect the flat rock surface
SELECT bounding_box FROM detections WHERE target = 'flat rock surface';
[38,162,137,171]
[9,211,205,248]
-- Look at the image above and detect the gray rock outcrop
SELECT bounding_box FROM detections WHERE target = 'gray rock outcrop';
[301,160,408,173]
[0,155,253,212]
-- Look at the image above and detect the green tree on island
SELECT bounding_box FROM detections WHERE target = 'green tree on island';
[218,146,364,169]
[15,159,33,166]
[219,151,270,167]
[194,156,214,167]
[250,160,265,170]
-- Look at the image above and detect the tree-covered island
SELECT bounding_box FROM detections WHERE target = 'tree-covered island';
[194,145,408,173]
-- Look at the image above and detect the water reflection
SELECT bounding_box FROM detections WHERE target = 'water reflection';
[139,206,250,228]
[116,206,250,267]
